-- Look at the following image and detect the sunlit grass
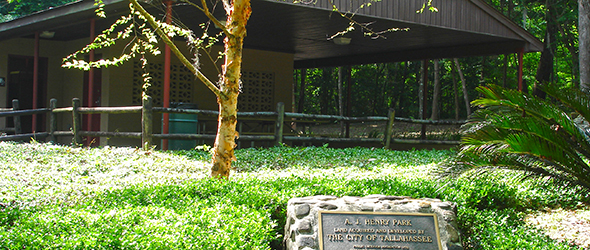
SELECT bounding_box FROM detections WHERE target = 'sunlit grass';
[0,141,587,249]
[0,141,207,206]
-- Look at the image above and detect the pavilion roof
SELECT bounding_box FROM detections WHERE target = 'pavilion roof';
[0,0,543,68]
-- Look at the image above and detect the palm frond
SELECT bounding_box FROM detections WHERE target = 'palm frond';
[443,84,590,194]
[504,133,588,177]
[544,84,590,122]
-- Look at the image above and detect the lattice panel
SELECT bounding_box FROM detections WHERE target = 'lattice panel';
[132,61,193,106]
[239,71,274,111]
[170,64,193,104]
[132,61,145,105]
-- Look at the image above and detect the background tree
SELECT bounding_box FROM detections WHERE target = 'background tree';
[295,0,584,123]
[1,0,75,22]
[440,0,590,196]
[580,0,590,89]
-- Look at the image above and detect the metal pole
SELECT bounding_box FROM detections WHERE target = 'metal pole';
[345,66,352,138]
[421,59,428,140]
[87,18,96,145]
[32,31,39,132]
[518,48,524,91]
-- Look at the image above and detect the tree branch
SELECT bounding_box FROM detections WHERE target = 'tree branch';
[180,0,230,37]
[130,0,225,99]
[327,0,408,40]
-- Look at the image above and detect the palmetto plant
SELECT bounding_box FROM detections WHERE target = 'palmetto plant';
[446,84,590,193]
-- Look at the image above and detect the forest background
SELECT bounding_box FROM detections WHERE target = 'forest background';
[294,0,579,121]
[0,0,580,120]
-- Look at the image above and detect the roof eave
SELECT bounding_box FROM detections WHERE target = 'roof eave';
[0,0,127,41]
[469,0,543,52]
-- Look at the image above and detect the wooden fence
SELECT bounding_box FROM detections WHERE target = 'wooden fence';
[0,97,465,150]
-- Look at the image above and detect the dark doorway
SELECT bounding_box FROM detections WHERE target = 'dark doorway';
[7,55,48,134]
[83,67,102,146]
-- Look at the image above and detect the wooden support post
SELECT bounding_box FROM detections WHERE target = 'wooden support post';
[49,99,57,143]
[384,108,395,149]
[142,96,153,150]
[12,99,21,135]
[72,98,82,146]
[237,121,242,149]
[275,102,285,146]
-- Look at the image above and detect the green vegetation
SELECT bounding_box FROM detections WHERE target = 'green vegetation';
[1,0,76,22]
[0,142,587,249]
[448,84,590,193]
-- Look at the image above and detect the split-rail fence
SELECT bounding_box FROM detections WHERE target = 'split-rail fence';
[0,97,465,150]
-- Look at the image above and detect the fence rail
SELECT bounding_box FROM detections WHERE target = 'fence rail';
[0,97,465,150]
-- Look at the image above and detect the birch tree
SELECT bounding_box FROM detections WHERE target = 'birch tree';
[63,0,251,179]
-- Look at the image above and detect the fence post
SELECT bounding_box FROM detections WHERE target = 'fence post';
[72,98,82,146]
[12,99,21,135]
[49,99,57,142]
[275,102,285,146]
[384,108,395,149]
[142,96,153,150]
[237,121,242,149]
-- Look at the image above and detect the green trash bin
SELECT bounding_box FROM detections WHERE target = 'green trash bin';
[165,103,198,150]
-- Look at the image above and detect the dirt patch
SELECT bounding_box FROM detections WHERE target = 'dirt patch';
[525,208,590,248]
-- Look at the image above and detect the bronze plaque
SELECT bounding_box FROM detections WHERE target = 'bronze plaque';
[318,211,442,250]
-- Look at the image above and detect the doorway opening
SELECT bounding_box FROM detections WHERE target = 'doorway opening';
[7,55,48,134]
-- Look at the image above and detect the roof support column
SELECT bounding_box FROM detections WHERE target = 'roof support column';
[518,48,524,91]
[32,31,39,132]
[162,0,173,150]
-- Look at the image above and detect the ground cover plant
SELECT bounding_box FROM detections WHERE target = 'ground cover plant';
[0,141,588,249]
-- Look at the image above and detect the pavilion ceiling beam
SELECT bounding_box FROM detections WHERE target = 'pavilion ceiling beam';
[294,40,528,69]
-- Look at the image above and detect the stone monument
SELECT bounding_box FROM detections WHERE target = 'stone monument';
[284,195,462,250]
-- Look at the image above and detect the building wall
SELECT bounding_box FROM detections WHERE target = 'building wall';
[71,40,294,147]
[0,37,70,134]
[0,37,116,144]
[0,41,8,128]
[0,36,294,147]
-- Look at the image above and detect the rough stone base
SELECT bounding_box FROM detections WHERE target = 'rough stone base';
[283,195,463,250]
